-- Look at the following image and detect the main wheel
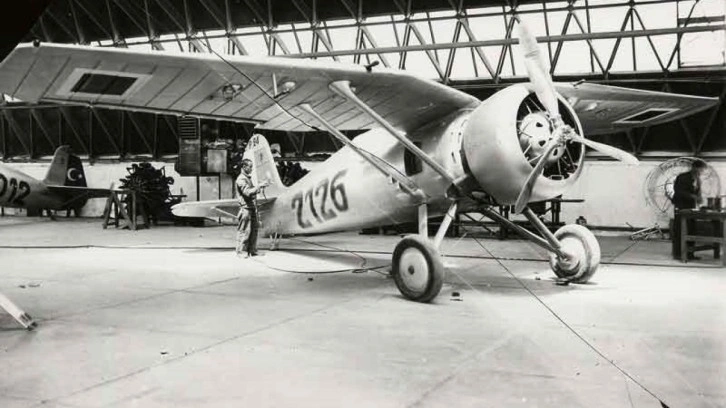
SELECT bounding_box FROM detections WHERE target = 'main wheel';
[549,224,600,283]
[391,235,444,302]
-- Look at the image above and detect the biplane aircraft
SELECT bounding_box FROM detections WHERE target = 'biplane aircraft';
[0,25,718,303]
[0,145,111,215]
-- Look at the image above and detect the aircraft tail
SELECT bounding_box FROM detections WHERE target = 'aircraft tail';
[43,145,88,187]
[242,134,285,198]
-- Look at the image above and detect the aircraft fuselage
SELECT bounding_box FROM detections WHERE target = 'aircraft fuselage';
[0,164,63,210]
[259,109,473,236]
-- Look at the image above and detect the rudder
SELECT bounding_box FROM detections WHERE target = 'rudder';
[44,145,87,187]
[243,134,285,197]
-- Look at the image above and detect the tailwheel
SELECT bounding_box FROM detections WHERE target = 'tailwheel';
[549,224,601,283]
[392,235,444,303]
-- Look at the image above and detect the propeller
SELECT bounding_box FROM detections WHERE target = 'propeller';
[513,18,639,214]
[570,135,639,165]
[515,137,561,213]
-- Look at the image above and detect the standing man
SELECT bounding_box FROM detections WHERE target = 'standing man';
[236,158,269,258]
[671,159,707,259]
[673,159,706,210]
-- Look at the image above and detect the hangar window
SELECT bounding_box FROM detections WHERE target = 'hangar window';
[71,73,137,96]
[404,143,423,176]
[617,108,677,124]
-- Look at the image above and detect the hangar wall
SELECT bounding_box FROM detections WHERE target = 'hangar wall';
[508,160,726,229]
[5,160,726,231]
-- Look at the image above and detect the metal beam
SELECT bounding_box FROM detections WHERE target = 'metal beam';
[606,7,633,74]
[38,15,53,42]
[695,84,726,153]
[2,111,31,157]
[570,9,606,74]
[105,0,124,46]
[58,107,89,155]
[550,8,573,74]
[359,26,390,68]
[444,21,463,83]
[44,9,81,43]
[242,0,267,27]
[459,16,497,78]
[89,108,121,155]
[111,0,151,39]
[291,0,311,22]
[198,0,226,28]
[142,0,163,50]
[287,23,725,60]
[73,0,114,43]
[124,112,155,155]
[495,12,516,82]
[64,2,87,43]
[29,109,57,151]
[631,7,665,71]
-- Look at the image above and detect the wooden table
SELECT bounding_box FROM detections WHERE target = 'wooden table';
[678,209,726,266]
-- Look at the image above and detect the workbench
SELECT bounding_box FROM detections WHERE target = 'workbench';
[677,209,726,266]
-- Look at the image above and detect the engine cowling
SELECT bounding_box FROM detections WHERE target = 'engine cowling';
[461,83,585,205]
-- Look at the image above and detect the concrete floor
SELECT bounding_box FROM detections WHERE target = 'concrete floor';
[0,217,724,408]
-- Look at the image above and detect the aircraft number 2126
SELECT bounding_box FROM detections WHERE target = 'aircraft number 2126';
[291,169,349,229]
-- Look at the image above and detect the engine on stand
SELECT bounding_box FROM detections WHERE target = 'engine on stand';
[117,162,180,226]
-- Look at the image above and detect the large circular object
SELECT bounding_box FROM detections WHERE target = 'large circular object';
[644,157,721,216]
[391,235,444,303]
[548,224,600,283]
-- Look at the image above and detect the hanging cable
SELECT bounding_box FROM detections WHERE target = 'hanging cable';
[455,222,673,408]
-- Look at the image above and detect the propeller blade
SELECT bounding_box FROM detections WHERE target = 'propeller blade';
[570,135,640,165]
[516,21,559,117]
[514,139,560,214]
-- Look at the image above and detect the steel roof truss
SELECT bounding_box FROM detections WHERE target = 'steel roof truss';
[29,108,57,152]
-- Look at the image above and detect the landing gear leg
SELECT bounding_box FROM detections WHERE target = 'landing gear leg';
[391,202,457,302]
[521,207,600,283]
[269,232,281,251]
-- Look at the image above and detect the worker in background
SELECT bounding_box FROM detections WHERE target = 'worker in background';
[235,158,269,258]
[671,159,707,259]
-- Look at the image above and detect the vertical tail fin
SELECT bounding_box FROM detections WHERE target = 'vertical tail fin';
[43,145,87,187]
[243,134,285,197]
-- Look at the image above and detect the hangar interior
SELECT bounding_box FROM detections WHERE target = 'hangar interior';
[0,2,725,407]
[0,0,724,229]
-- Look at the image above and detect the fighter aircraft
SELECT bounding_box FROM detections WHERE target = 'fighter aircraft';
[0,25,718,303]
[0,145,111,215]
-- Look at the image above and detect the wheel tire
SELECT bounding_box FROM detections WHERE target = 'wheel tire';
[391,235,445,302]
[549,224,600,283]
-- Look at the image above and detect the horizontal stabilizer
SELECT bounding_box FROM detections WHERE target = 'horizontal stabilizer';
[172,197,277,220]
[45,185,112,199]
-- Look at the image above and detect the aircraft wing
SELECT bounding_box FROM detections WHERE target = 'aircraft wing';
[554,82,719,136]
[45,185,112,199]
[0,43,479,134]
[0,43,716,137]
[172,198,276,220]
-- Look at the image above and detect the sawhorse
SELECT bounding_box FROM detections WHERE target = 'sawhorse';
[101,190,148,230]
[0,292,36,330]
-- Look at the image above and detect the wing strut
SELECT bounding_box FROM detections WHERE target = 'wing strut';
[0,292,36,330]
[297,103,426,200]
[329,81,457,185]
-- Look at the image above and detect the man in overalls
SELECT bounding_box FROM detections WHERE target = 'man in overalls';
[236,158,269,258]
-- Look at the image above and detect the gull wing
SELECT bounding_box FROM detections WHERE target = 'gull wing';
[0,43,479,133]
[554,82,719,136]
